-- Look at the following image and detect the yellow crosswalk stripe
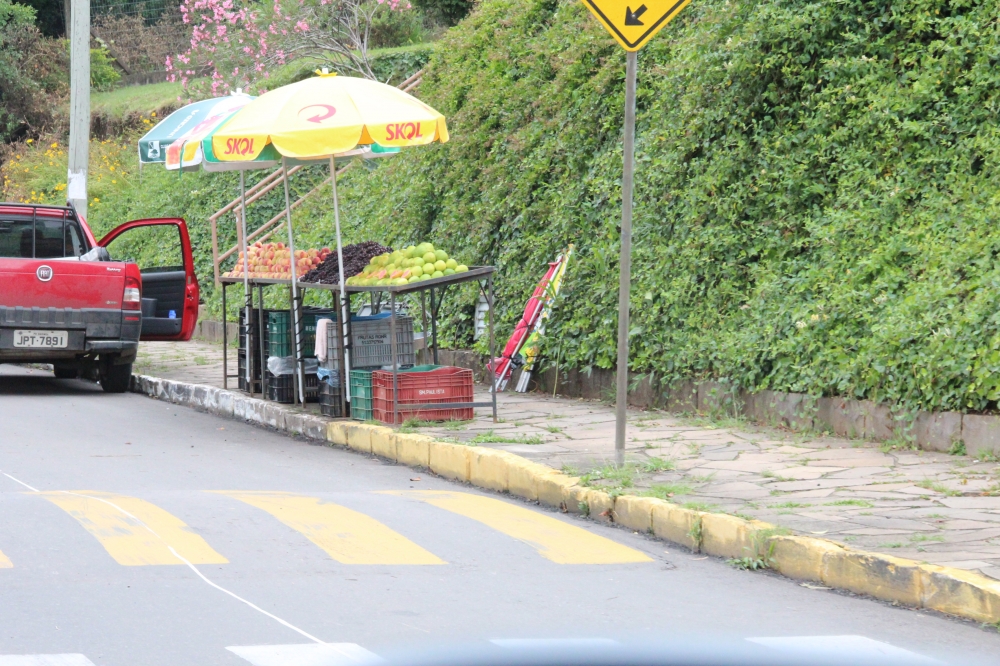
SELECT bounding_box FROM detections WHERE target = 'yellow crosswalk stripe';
[37,491,228,566]
[0,549,11,568]
[214,492,445,565]
[384,490,654,564]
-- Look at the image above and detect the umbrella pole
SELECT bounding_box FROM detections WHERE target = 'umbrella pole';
[281,157,306,405]
[240,169,251,392]
[329,156,350,402]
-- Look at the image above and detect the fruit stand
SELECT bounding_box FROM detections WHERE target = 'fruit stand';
[218,243,497,423]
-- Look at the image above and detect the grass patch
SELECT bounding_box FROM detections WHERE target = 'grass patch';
[467,430,544,445]
[771,502,811,509]
[642,457,675,472]
[910,534,946,543]
[90,81,186,119]
[825,499,874,508]
[640,483,693,500]
[682,501,719,512]
[916,479,960,496]
[949,440,967,456]
[879,542,904,549]
[761,470,793,482]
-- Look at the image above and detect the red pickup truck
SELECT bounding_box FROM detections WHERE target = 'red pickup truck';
[0,203,199,392]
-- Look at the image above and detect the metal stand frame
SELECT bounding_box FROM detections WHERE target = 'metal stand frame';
[220,267,497,423]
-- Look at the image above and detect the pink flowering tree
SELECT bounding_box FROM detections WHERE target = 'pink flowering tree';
[167,0,408,96]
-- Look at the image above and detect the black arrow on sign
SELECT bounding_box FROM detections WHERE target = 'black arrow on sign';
[624,4,647,25]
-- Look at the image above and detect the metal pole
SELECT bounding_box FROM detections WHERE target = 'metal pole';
[330,156,351,390]
[488,275,497,423]
[614,50,638,467]
[222,283,228,390]
[240,170,251,390]
[67,0,90,217]
[280,157,306,404]
[390,291,398,425]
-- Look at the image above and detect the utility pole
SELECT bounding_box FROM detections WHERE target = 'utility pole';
[67,0,90,218]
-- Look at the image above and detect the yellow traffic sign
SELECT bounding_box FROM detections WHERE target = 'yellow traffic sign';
[580,0,692,51]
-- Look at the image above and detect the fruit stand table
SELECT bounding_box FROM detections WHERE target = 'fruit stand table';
[303,266,497,424]
[219,266,497,423]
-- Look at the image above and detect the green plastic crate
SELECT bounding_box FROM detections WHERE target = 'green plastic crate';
[267,311,291,357]
[350,369,374,421]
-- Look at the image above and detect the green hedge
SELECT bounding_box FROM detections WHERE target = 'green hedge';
[323,0,1000,413]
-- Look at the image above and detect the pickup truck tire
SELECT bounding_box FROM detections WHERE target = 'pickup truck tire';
[52,365,78,379]
[99,358,133,393]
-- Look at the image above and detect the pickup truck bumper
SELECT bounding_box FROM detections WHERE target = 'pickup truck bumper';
[0,306,139,364]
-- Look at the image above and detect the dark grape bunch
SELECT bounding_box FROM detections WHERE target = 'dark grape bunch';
[301,241,393,284]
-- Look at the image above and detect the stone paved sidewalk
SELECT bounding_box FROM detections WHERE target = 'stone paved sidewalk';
[136,339,1000,580]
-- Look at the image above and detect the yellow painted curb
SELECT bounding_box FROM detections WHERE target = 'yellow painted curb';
[469,447,515,492]
[508,457,553,501]
[537,472,579,510]
[614,495,657,533]
[921,563,1000,623]
[769,534,842,582]
[429,441,471,481]
[320,420,1000,624]
[395,433,432,468]
[370,427,398,461]
[651,502,703,552]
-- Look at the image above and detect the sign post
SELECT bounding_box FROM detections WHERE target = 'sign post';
[578,0,692,465]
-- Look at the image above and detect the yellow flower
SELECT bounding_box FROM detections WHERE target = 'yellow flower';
[112,180,117,184]
[26,139,33,144]
[50,142,58,148]
[151,112,157,117]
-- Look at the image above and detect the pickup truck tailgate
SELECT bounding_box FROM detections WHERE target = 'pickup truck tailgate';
[0,259,126,309]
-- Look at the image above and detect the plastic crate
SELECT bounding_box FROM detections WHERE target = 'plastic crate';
[301,308,336,358]
[349,369,374,421]
[237,349,264,394]
[319,381,344,418]
[267,311,292,357]
[322,317,344,373]
[350,313,416,369]
[265,370,319,403]
[372,365,473,424]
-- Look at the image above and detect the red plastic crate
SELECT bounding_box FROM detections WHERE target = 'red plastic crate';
[372,365,474,424]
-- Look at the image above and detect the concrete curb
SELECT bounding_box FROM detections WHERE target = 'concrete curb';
[130,373,1000,625]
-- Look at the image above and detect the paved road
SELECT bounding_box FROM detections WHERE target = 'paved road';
[1,365,999,666]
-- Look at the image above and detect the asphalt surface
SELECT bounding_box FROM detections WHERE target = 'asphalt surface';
[1,364,999,666]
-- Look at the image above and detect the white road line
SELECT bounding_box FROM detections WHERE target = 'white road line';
[748,636,939,663]
[0,655,96,666]
[227,643,382,666]
[0,471,328,646]
[491,639,618,648]
[1,472,39,492]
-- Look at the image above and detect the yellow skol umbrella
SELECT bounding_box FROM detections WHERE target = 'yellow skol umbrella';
[211,71,448,161]
[211,71,449,404]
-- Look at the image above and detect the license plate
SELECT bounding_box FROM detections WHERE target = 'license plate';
[13,330,68,348]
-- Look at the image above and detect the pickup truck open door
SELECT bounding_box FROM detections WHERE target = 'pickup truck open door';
[98,218,199,341]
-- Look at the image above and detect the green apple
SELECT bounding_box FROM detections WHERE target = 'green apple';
[432,270,444,278]
[424,262,436,273]
[434,259,447,271]
[422,251,436,263]
[444,268,455,275]
[455,264,469,273]
[445,258,458,269]
[408,276,419,283]
[434,249,448,261]
[410,264,423,277]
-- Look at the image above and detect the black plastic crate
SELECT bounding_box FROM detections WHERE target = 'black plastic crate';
[319,381,344,418]
[265,371,319,403]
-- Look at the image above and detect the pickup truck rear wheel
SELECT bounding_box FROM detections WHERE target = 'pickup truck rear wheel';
[99,358,133,393]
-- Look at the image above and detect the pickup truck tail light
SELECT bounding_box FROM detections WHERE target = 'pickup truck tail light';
[122,276,142,311]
